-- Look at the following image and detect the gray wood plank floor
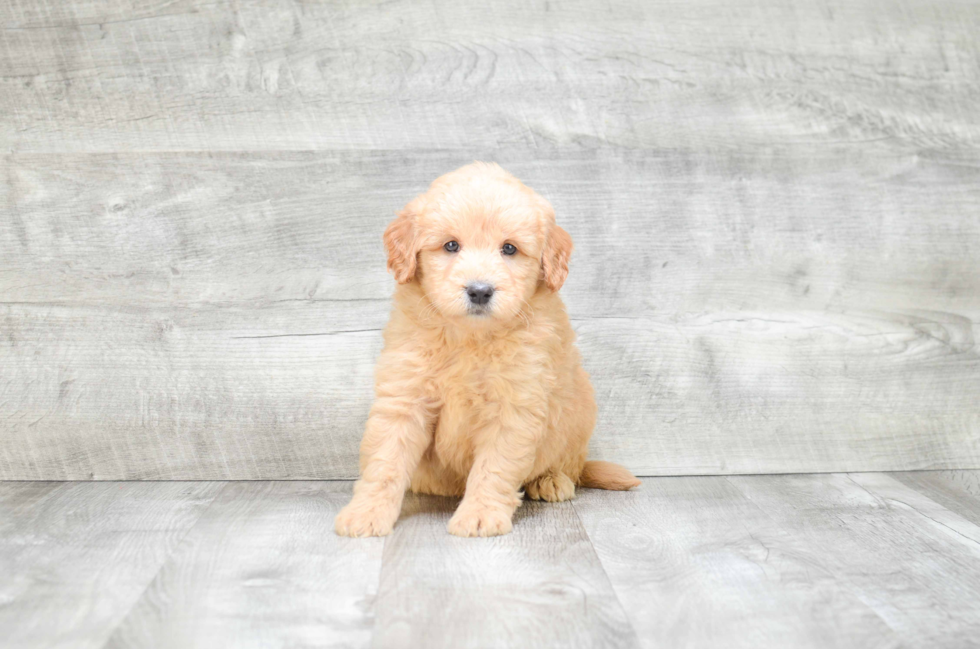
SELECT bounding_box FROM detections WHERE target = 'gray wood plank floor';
[0,482,224,649]
[2,472,979,648]
[104,482,383,649]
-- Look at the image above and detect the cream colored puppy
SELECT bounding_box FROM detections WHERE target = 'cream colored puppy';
[335,162,639,538]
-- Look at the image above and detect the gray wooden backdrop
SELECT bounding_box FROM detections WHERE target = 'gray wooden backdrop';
[1,0,978,480]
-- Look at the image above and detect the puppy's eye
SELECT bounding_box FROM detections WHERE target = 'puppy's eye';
[501,243,517,256]
[444,241,460,253]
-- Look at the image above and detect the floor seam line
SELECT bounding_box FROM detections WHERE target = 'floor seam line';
[723,473,907,640]
[859,473,980,550]
[569,497,644,649]
[93,481,230,649]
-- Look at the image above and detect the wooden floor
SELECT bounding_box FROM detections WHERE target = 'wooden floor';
[1,472,978,648]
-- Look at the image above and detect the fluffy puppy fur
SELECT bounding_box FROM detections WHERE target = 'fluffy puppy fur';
[335,162,639,538]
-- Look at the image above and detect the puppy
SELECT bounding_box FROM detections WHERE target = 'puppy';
[335,162,640,538]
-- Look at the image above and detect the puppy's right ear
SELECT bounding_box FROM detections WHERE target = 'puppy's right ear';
[383,198,422,283]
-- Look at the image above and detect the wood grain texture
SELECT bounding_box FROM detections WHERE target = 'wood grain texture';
[853,472,980,545]
[1,0,978,152]
[0,481,221,649]
[2,0,980,479]
[574,478,901,649]
[730,473,980,646]
[372,492,639,649]
[104,481,383,649]
[889,470,980,528]
[0,302,381,479]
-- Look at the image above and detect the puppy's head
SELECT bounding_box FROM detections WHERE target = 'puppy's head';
[384,162,573,325]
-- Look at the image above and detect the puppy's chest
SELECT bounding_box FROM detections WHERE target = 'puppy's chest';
[427,360,504,464]
[425,350,510,409]
[423,344,535,436]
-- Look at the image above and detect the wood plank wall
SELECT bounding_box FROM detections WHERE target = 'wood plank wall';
[1,0,978,479]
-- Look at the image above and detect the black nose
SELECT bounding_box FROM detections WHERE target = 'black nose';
[466,282,495,306]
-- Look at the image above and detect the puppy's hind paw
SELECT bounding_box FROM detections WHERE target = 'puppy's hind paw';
[525,472,575,502]
[334,500,399,537]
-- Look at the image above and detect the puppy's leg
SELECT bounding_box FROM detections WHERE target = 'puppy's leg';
[335,393,435,537]
[447,409,543,538]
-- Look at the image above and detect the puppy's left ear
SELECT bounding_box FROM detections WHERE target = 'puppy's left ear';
[542,224,574,291]
[383,198,422,284]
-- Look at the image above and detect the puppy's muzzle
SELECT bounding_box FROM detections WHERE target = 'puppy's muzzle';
[465,282,495,307]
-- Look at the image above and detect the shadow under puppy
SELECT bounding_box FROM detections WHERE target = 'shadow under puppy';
[336,162,640,538]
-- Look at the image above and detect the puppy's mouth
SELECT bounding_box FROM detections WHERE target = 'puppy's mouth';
[466,303,493,317]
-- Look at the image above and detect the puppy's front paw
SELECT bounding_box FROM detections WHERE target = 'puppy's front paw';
[447,505,513,537]
[334,499,399,537]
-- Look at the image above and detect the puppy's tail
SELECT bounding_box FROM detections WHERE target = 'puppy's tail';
[577,461,641,491]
